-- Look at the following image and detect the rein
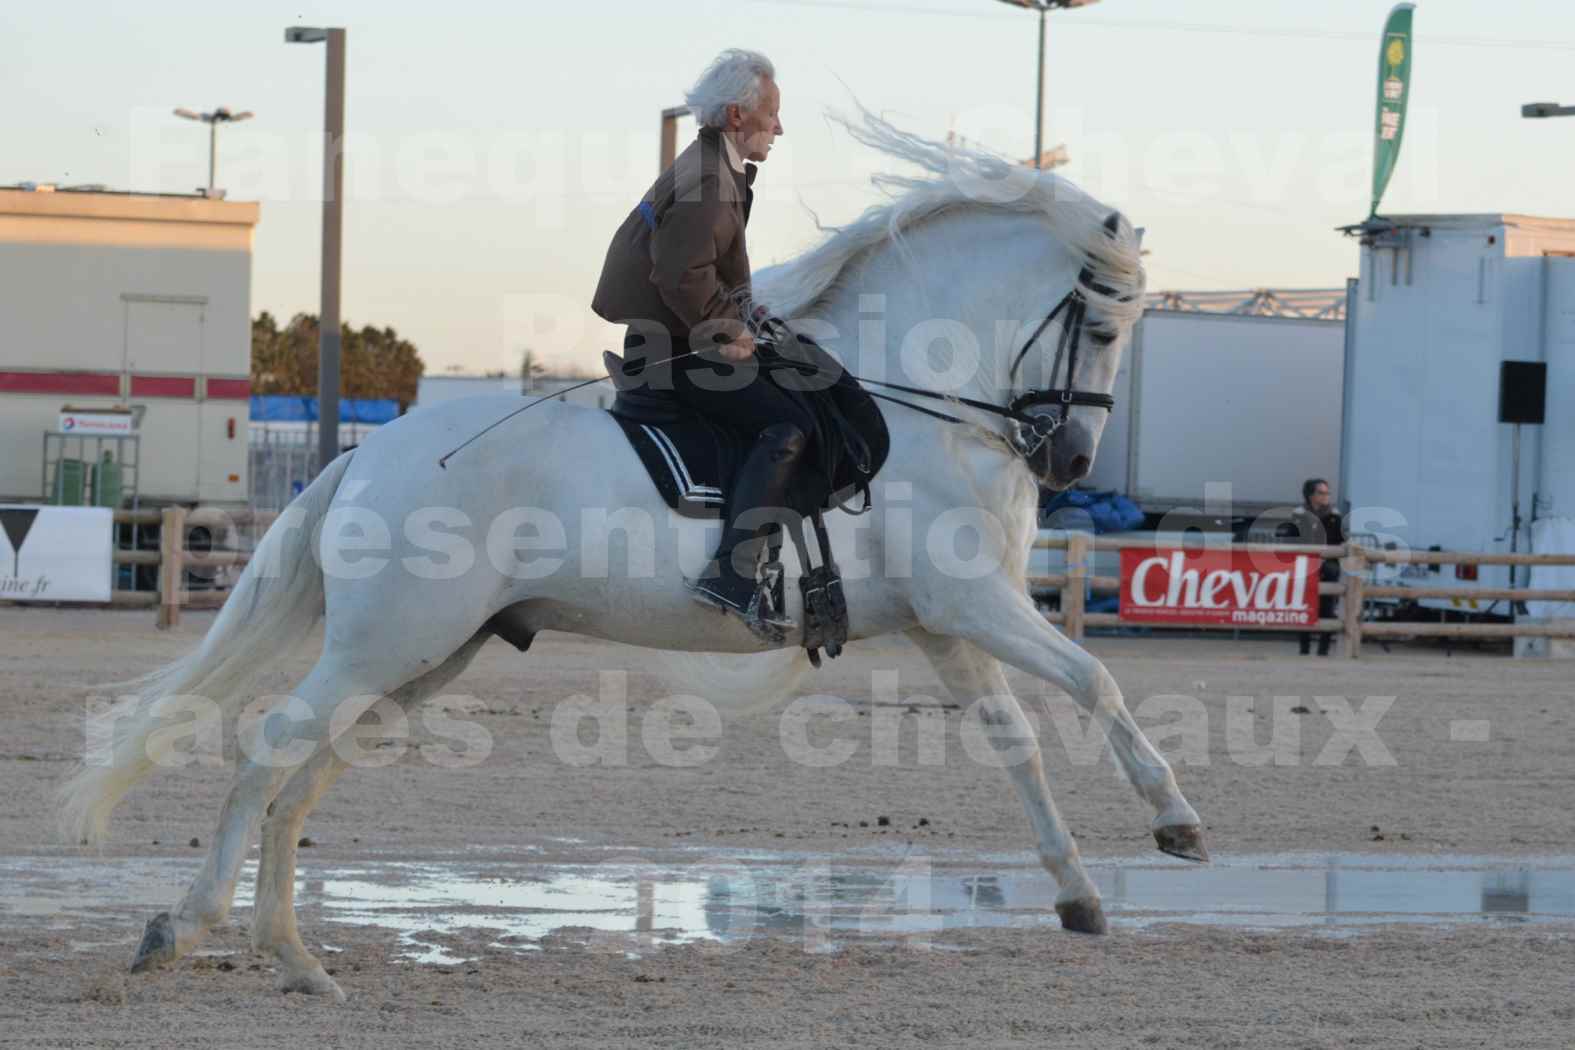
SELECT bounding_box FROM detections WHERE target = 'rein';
[438,288,1111,469]
[760,285,1111,462]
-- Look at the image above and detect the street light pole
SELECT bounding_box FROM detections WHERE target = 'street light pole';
[172,107,254,196]
[992,0,1100,169]
[287,26,347,474]
[660,105,690,173]
[1034,8,1046,168]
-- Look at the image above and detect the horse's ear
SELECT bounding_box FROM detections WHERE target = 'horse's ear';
[1084,213,1128,345]
[1087,211,1137,309]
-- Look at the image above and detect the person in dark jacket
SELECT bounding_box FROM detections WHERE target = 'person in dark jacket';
[592,49,800,639]
[1283,477,1344,656]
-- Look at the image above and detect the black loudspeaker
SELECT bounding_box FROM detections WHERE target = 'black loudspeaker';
[1499,361,1547,425]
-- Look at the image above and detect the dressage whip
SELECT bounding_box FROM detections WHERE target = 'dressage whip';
[436,348,704,469]
[437,300,1094,469]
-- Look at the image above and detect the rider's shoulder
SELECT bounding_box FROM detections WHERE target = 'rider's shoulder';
[666,135,736,204]
[670,163,728,204]
[671,164,726,196]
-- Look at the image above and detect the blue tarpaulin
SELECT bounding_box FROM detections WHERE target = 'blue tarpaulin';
[1041,489,1145,534]
[250,396,400,424]
[1040,490,1144,616]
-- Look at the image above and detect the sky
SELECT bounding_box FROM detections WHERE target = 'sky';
[5,0,1574,375]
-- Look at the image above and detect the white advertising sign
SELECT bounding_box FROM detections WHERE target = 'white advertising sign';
[58,412,135,436]
[0,506,113,602]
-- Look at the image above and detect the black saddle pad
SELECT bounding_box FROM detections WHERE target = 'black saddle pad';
[609,335,890,520]
[614,415,738,519]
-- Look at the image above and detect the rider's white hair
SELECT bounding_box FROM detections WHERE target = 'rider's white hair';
[685,49,776,127]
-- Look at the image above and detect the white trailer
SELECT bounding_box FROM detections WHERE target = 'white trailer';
[1340,213,1575,612]
[0,186,259,507]
[1086,309,1347,518]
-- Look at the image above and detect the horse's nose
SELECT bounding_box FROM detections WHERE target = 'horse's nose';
[1048,418,1095,486]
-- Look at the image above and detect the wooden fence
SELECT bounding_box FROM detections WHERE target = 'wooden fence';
[120,511,1575,654]
[1029,532,1575,658]
[111,507,277,628]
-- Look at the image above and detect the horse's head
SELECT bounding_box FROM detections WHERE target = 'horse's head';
[1011,210,1144,491]
[753,108,1145,493]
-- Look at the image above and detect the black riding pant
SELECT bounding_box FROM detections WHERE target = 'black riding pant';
[623,329,814,440]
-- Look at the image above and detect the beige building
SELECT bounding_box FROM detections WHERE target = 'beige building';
[0,186,259,505]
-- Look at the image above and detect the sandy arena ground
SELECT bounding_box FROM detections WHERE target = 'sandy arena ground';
[2,606,1573,1048]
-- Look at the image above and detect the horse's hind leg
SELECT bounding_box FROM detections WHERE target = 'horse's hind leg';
[129,642,452,979]
[252,632,491,1000]
[905,628,1106,933]
[250,737,352,999]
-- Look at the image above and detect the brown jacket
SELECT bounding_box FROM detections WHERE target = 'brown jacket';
[592,127,756,350]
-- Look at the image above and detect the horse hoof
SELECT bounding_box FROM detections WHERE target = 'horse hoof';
[279,966,347,1003]
[1055,898,1107,935]
[1154,824,1210,863]
[129,911,177,973]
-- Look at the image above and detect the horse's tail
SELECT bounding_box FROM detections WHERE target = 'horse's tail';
[57,450,355,846]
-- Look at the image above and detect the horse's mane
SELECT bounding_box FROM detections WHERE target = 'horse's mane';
[754,107,1145,340]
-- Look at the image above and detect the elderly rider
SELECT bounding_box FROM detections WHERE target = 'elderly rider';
[593,49,804,638]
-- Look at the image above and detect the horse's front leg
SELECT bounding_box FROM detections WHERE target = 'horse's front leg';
[905,628,1105,933]
[916,584,1207,861]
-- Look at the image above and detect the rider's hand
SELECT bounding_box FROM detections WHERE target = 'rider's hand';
[718,331,755,363]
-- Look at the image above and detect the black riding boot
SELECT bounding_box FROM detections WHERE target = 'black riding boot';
[687,422,807,640]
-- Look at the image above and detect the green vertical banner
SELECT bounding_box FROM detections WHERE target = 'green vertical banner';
[1370,3,1416,218]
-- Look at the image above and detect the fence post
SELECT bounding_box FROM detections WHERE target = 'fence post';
[157,505,186,630]
[1064,531,1089,642]
[1342,543,1365,660]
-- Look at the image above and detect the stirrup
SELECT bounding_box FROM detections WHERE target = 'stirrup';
[685,577,796,643]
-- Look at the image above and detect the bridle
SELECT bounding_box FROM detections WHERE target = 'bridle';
[820,211,1129,462]
[836,282,1111,461]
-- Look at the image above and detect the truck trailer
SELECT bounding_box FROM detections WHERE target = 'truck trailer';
[1085,307,1347,522]
[1340,213,1575,615]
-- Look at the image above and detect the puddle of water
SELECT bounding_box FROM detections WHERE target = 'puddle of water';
[310,869,719,961]
[3,852,1573,961]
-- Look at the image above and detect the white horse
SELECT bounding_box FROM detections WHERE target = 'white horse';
[59,112,1203,1001]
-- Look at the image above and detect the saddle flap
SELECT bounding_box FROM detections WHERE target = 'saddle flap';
[611,415,734,518]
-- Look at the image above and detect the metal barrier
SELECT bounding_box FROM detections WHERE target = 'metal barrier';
[248,436,319,512]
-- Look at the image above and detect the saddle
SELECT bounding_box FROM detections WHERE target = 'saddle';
[605,332,890,665]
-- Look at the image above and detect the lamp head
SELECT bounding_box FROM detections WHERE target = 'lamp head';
[992,0,1100,8]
